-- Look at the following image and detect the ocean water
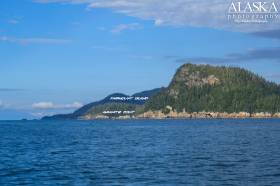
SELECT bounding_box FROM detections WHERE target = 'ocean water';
[0,119,280,186]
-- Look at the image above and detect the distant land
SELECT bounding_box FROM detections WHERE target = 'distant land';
[42,88,162,120]
[43,63,280,120]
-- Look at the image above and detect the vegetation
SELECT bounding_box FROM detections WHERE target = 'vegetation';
[43,63,280,120]
[43,89,160,120]
[85,103,140,117]
[144,63,280,114]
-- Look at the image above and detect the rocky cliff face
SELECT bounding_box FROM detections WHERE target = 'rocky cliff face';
[172,65,220,88]
[168,64,220,97]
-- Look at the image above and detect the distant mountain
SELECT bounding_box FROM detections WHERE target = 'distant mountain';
[43,64,280,120]
[144,63,280,114]
[42,88,162,120]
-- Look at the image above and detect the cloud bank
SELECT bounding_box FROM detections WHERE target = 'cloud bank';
[177,47,280,64]
[0,100,9,109]
[268,74,280,78]
[111,23,141,34]
[32,101,83,109]
[34,0,280,32]
[0,36,71,45]
[0,88,24,92]
[252,29,280,40]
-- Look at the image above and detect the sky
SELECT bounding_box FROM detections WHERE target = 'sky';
[0,0,280,119]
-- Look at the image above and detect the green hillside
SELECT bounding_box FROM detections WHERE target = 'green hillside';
[144,63,280,114]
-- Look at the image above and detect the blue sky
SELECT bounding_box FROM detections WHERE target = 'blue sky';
[0,0,280,119]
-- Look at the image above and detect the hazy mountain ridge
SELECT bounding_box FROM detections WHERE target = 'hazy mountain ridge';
[42,88,162,120]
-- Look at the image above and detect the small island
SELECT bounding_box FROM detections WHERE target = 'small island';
[43,63,280,120]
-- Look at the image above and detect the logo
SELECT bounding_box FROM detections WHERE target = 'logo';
[227,1,279,23]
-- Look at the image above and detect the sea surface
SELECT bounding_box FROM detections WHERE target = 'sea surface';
[0,119,280,186]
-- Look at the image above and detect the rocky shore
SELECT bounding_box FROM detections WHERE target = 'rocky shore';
[137,110,280,119]
[78,110,280,120]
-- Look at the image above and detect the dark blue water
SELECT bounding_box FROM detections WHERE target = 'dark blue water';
[1,119,280,185]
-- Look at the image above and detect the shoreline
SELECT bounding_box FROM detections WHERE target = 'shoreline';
[78,111,280,120]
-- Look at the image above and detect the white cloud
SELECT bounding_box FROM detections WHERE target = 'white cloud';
[32,102,55,109]
[7,16,22,24]
[267,74,280,78]
[8,19,20,24]
[32,101,83,109]
[111,23,141,34]
[33,0,280,32]
[0,36,71,45]
[97,26,106,31]
[91,45,124,51]
[30,112,53,117]
[129,54,153,60]
[64,102,83,109]
[154,19,164,26]
[33,0,91,3]
[0,100,11,109]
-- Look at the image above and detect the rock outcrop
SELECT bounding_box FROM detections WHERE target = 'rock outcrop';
[137,110,280,119]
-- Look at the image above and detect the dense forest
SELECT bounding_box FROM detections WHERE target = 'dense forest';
[44,63,280,120]
[145,63,280,114]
